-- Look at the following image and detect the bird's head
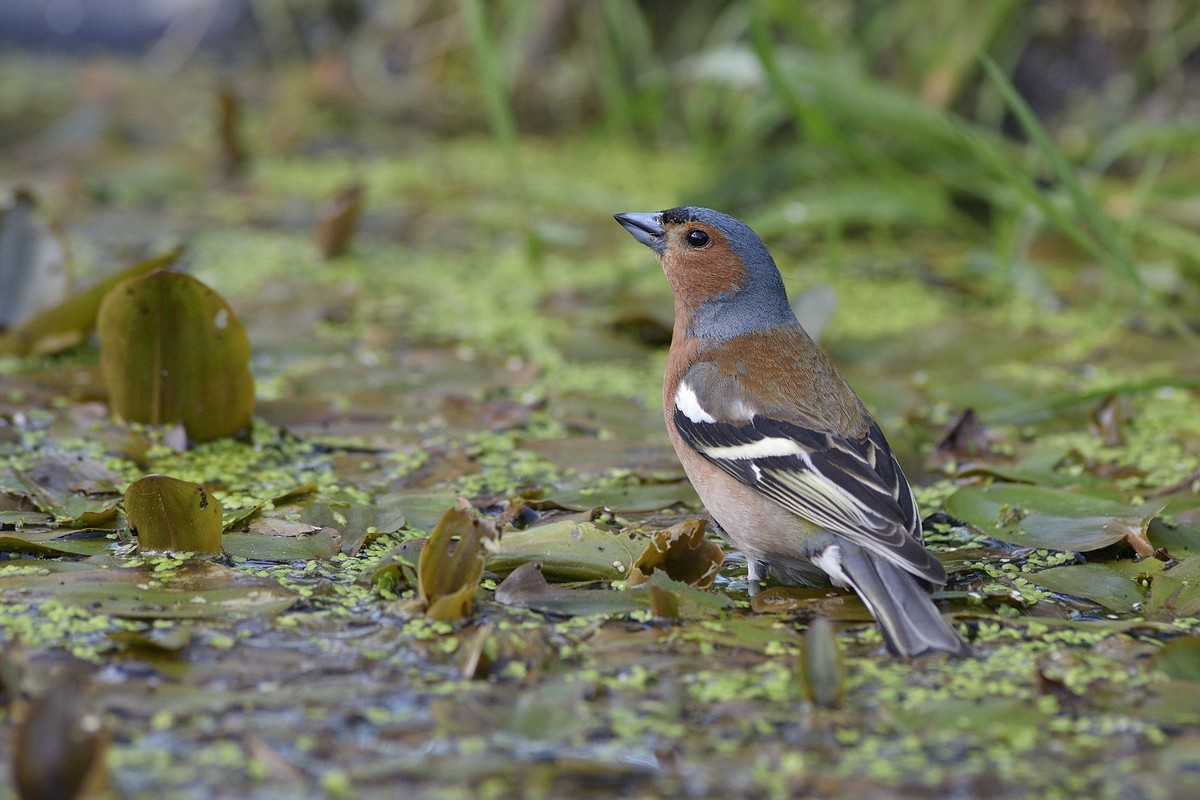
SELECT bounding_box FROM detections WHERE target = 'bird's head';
[614,206,795,342]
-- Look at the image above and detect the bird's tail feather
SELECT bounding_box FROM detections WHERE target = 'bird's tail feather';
[839,546,967,657]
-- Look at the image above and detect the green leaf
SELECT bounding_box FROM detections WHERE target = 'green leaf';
[416,507,493,622]
[485,519,642,581]
[125,474,223,554]
[97,268,254,443]
[1027,561,1159,612]
[944,483,1154,552]
[1154,637,1200,682]
[0,561,295,620]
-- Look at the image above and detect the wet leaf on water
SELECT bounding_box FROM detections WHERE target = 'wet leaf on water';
[97,269,255,443]
[800,616,843,709]
[1154,636,1200,682]
[493,561,648,616]
[648,584,680,619]
[1149,517,1200,557]
[485,519,641,581]
[944,483,1159,552]
[381,490,463,533]
[1144,555,1200,619]
[750,586,874,621]
[125,474,223,554]
[1,452,123,526]
[543,481,699,514]
[0,247,181,357]
[0,561,296,620]
[13,666,107,800]
[1026,561,1160,612]
[628,518,724,589]
[415,506,495,622]
[316,183,364,259]
[221,528,342,562]
[108,624,193,653]
[0,188,70,332]
[0,527,115,557]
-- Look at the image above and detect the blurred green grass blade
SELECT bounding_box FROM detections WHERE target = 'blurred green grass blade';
[459,0,516,151]
[979,56,1145,292]
[980,55,1194,339]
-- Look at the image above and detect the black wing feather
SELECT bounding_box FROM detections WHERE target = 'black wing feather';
[674,408,943,585]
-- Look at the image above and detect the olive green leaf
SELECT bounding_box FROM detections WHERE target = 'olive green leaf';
[944,483,1158,552]
[97,268,254,443]
[485,519,642,581]
[125,474,223,554]
[416,507,495,622]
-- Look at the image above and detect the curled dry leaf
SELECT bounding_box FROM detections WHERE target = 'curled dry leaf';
[125,474,223,554]
[628,518,724,588]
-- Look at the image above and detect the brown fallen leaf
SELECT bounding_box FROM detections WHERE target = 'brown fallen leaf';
[316,183,364,260]
[1106,502,1169,560]
[627,518,724,589]
[216,85,246,179]
[928,408,998,469]
[13,666,108,800]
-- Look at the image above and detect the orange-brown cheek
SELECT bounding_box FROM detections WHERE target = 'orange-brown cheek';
[661,248,747,309]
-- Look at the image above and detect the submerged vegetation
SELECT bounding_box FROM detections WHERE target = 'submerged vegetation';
[2,1,1200,798]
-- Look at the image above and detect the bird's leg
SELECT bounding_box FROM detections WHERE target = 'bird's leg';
[747,559,769,595]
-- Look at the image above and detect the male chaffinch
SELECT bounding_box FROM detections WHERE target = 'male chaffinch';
[615,206,966,657]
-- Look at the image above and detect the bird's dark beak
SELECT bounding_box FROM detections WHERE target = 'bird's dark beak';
[614,212,665,253]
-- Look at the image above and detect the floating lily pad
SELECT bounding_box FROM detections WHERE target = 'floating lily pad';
[944,483,1156,552]
[125,474,223,554]
[97,268,255,442]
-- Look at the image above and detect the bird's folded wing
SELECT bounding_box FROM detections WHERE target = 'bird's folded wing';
[673,380,945,585]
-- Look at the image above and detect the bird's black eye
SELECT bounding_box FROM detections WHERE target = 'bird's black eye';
[685,229,710,248]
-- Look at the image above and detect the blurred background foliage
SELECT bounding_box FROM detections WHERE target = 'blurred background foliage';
[3,0,1199,305]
